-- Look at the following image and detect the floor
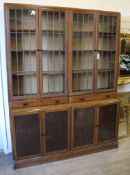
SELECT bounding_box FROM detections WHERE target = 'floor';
[0,137,130,175]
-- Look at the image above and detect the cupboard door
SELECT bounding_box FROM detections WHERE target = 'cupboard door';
[72,106,95,148]
[70,11,96,94]
[96,13,120,92]
[40,9,68,96]
[13,113,41,158]
[98,104,118,143]
[7,7,39,99]
[44,110,70,153]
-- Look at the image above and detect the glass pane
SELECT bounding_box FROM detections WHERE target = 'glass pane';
[11,51,37,72]
[72,13,94,93]
[42,11,66,95]
[97,15,117,91]
[10,9,36,31]
[45,111,68,152]
[74,107,95,147]
[9,9,38,97]
[12,75,37,96]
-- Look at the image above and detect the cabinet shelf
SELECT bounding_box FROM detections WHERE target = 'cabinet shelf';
[98,50,116,52]
[73,31,94,35]
[11,49,36,52]
[42,50,65,53]
[73,50,93,52]
[10,29,36,33]
[12,71,37,76]
[72,69,92,74]
[42,30,65,35]
[97,69,115,72]
[99,32,116,36]
[43,71,64,75]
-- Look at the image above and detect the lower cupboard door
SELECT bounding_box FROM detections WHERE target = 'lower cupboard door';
[14,113,41,158]
[45,110,69,153]
[72,106,95,148]
[98,104,118,143]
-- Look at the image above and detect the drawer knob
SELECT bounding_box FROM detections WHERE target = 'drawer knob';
[22,102,28,106]
[55,100,60,104]
[80,97,85,101]
[106,95,109,98]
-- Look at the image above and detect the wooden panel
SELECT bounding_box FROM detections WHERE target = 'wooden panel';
[45,110,69,153]
[98,104,118,142]
[73,107,95,147]
[14,114,41,158]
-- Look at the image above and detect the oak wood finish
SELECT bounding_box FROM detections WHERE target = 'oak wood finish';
[5,3,120,169]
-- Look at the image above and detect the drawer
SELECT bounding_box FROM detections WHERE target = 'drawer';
[69,92,117,103]
[10,97,69,109]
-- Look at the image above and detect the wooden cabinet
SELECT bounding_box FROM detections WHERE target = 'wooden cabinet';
[5,4,120,169]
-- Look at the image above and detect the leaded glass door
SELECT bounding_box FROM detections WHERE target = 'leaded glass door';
[70,11,96,95]
[96,13,119,92]
[40,9,68,97]
[8,8,39,99]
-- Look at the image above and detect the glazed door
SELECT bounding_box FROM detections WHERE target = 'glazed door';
[95,12,120,92]
[69,10,96,95]
[72,105,96,148]
[13,112,42,159]
[6,6,39,99]
[98,103,119,143]
[43,108,70,154]
[39,8,68,97]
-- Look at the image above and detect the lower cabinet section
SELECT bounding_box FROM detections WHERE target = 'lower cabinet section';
[11,99,119,169]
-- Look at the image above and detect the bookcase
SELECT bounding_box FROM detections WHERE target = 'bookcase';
[5,4,120,169]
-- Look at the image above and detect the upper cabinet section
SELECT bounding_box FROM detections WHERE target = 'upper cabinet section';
[5,4,120,101]
[39,9,68,97]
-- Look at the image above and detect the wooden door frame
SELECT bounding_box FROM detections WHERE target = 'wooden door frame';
[97,102,120,145]
[5,4,40,101]
[38,7,69,98]
[10,110,42,160]
[95,11,120,93]
[71,104,98,150]
[42,106,71,155]
[68,9,97,96]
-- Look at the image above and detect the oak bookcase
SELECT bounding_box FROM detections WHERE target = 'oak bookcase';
[5,3,120,169]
